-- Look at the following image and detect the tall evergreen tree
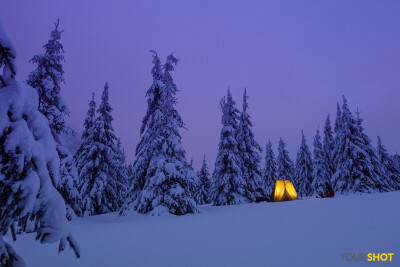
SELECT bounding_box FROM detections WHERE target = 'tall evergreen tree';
[332,96,389,193]
[27,20,81,218]
[0,25,79,266]
[121,51,164,211]
[312,128,332,196]
[276,138,295,183]
[194,156,212,205]
[213,90,247,206]
[323,114,335,175]
[295,130,313,197]
[263,140,277,196]
[76,84,127,215]
[123,53,198,215]
[377,136,400,190]
[27,19,69,136]
[236,89,264,201]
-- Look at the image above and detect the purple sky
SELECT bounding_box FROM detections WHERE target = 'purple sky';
[1,1,400,169]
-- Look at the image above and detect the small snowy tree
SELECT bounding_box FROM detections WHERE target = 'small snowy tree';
[332,96,389,193]
[295,130,313,197]
[323,114,335,175]
[377,136,400,190]
[194,156,212,205]
[263,140,277,197]
[276,138,295,184]
[123,53,198,215]
[57,144,82,219]
[312,128,332,196]
[236,89,265,201]
[213,90,247,206]
[0,24,79,266]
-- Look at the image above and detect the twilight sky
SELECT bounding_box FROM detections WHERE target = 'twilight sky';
[1,0,400,169]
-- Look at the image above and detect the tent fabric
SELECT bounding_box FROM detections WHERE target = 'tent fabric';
[273,180,298,202]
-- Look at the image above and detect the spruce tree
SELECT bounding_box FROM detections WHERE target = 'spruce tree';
[76,84,126,215]
[27,20,81,218]
[121,51,164,211]
[332,96,389,193]
[377,136,400,190]
[123,53,198,215]
[323,114,335,175]
[213,90,247,206]
[312,128,332,196]
[27,19,69,136]
[295,130,313,197]
[276,138,295,184]
[194,156,212,205]
[0,24,79,266]
[263,140,277,196]
[236,89,265,201]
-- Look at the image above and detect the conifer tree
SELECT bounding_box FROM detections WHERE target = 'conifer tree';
[323,114,335,175]
[0,24,79,266]
[123,53,198,215]
[295,131,313,196]
[27,20,81,218]
[332,96,389,193]
[76,84,126,215]
[377,136,400,190]
[276,138,295,184]
[27,19,69,136]
[312,128,332,196]
[263,140,277,196]
[194,156,212,205]
[236,89,265,201]
[121,51,164,211]
[213,90,247,206]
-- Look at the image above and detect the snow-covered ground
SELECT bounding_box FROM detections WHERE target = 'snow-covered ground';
[7,192,400,267]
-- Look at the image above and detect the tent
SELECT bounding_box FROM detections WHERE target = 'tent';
[273,180,298,202]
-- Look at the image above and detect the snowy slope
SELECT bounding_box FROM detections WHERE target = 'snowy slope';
[7,192,400,267]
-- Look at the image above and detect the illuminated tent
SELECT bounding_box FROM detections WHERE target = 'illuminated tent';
[273,180,298,202]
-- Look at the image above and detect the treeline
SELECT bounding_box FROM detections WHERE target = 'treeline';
[7,20,400,223]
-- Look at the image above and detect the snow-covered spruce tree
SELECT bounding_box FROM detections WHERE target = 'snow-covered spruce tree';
[263,140,277,197]
[323,114,335,175]
[76,84,127,215]
[113,138,129,205]
[295,130,313,197]
[27,19,69,136]
[57,144,82,219]
[27,20,81,218]
[236,89,265,201]
[312,128,332,196]
[194,156,212,205]
[355,109,390,191]
[123,53,198,215]
[74,92,97,215]
[276,138,295,183]
[213,90,247,206]
[0,24,79,266]
[377,136,400,190]
[332,96,389,193]
[120,51,164,212]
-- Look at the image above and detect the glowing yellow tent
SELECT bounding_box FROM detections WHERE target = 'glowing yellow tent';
[273,180,298,202]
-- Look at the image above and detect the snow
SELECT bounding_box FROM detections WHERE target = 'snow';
[7,192,400,266]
